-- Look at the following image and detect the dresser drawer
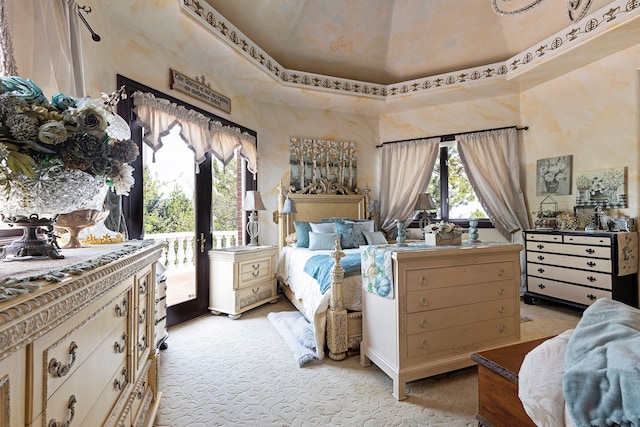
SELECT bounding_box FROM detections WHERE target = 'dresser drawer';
[406,317,516,359]
[406,298,514,335]
[237,256,273,288]
[526,233,562,243]
[406,280,515,313]
[563,234,611,246]
[527,263,612,289]
[405,261,514,292]
[526,252,612,273]
[527,276,610,306]
[526,241,611,258]
[236,279,276,310]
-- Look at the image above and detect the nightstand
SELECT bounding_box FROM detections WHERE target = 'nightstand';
[208,245,279,319]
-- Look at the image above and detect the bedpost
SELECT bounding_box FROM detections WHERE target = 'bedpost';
[277,180,286,251]
[327,238,348,361]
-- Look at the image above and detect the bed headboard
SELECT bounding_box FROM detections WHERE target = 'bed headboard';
[277,180,369,250]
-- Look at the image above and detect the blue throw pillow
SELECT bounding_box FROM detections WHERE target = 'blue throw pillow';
[337,221,367,249]
[308,232,341,250]
[294,221,311,248]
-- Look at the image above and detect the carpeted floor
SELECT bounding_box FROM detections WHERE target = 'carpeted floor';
[154,297,581,427]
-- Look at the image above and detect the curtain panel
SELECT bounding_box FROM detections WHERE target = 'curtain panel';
[379,138,440,233]
[132,91,257,174]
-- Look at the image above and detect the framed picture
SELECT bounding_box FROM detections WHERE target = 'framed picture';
[536,155,572,196]
[574,206,596,230]
[574,167,627,208]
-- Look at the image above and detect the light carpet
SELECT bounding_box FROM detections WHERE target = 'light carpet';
[154,297,581,427]
[267,311,317,367]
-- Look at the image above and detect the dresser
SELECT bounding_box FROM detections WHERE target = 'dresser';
[0,241,164,427]
[360,243,523,400]
[523,230,638,309]
[208,245,278,319]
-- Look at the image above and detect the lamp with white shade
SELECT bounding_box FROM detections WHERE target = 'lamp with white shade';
[281,198,297,236]
[414,193,437,231]
[243,190,266,246]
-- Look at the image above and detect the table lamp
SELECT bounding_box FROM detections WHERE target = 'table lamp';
[243,190,266,246]
[414,193,437,231]
[281,198,297,235]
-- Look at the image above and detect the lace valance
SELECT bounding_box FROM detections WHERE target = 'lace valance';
[132,91,257,173]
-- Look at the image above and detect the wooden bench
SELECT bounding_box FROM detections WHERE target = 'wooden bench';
[471,337,552,427]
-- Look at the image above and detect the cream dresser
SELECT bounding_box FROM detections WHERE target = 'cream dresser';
[360,243,523,400]
[208,245,278,319]
[0,240,164,427]
[524,230,639,309]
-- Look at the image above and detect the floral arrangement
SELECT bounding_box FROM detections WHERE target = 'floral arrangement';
[424,221,465,237]
[533,208,564,218]
[575,174,591,191]
[538,157,568,185]
[0,76,138,196]
[602,168,624,190]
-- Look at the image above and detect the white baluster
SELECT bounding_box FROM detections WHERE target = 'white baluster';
[166,237,177,271]
[176,237,186,270]
[184,235,194,269]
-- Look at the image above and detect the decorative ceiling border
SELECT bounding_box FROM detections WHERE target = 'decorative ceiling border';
[181,0,639,101]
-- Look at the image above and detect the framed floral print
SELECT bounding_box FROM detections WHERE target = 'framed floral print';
[536,155,572,196]
[574,167,627,208]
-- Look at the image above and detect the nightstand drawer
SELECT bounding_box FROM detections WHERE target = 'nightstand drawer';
[238,256,273,287]
[236,279,276,310]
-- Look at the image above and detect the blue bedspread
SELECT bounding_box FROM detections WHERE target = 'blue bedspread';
[303,253,361,294]
[563,298,640,427]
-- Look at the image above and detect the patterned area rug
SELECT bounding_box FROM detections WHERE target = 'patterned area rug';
[154,298,581,426]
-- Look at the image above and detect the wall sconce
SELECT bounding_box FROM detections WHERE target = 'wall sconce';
[414,193,437,231]
[243,191,266,246]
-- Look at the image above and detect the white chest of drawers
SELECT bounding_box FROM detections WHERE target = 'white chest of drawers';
[208,245,278,319]
[360,243,522,400]
[524,230,638,309]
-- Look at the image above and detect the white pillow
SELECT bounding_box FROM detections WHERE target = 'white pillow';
[346,219,375,232]
[363,231,388,245]
[308,232,341,250]
[310,222,338,233]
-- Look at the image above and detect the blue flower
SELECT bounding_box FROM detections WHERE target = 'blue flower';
[0,76,46,104]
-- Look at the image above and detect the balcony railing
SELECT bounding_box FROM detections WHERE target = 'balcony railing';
[146,231,237,271]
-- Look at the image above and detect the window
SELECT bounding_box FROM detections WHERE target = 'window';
[424,142,491,227]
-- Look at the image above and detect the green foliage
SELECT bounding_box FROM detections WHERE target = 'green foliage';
[143,166,195,234]
[211,158,238,231]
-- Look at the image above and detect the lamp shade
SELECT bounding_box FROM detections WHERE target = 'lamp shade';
[281,198,297,214]
[243,191,266,211]
[414,193,437,211]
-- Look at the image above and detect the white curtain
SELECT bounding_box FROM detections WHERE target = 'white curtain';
[133,91,258,174]
[379,138,440,233]
[457,128,531,292]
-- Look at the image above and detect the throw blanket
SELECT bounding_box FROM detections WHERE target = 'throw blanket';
[563,298,640,427]
[303,253,361,294]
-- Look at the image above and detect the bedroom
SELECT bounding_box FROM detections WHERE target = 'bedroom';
[1,0,640,425]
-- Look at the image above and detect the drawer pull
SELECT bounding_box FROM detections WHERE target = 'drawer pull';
[587,261,596,267]
[537,268,545,274]
[587,293,597,301]
[419,319,428,328]
[498,288,505,295]
[498,306,505,314]
[421,339,428,349]
[47,394,76,427]
[137,380,147,399]
[252,271,260,277]
[114,333,127,354]
[587,276,597,282]
[537,283,546,290]
[252,263,260,269]
[419,276,427,286]
[537,255,545,261]
[140,279,148,295]
[537,244,544,250]
[139,335,147,352]
[252,287,260,294]
[499,324,506,333]
[420,297,428,306]
[139,308,147,324]
[497,268,504,276]
[115,297,128,317]
[586,248,595,254]
[48,341,78,378]
[114,367,127,391]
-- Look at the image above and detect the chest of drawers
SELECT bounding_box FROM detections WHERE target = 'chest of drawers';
[208,245,278,319]
[523,230,638,309]
[360,243,522,400]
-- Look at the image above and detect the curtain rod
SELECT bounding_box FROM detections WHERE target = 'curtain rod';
[376,125,529,148]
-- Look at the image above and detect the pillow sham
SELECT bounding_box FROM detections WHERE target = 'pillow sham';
[346,219,375,232]
[337,221,367,249]
[363,231,388,245]
[294,221,311,248]
[285,232,297,246]
[308,232,341,250]
[310,222,338,233]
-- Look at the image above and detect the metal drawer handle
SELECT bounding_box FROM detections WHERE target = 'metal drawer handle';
[140,279,147,295]
[115,297,128,317]
[537,268,545,273]
[252,287,260,294]
[586,248,595,254]
[252,271,260,277]
[498,288,505,295]
[421,339,428,349]
[47,394,76,427]
[114,333,127,354]
[420,319,428,328]
[252,263,260,269]
[537,244,544,249]
[587,261,596,267]
[139,335,147,352]
[420,297,428,306]
[48,341,78,377]
[499,324,506,332]
[587,294,597,301]
[139,308,146,324]
[498,306,505,313]
[137,380,147,399]
[587,276,597,282]
[497,268,504,276]
[537,283,546,289]
[537,255,545,261]
[114,367,127,391]
[419,276,427,285]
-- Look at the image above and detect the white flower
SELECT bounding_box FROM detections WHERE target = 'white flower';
[111,163,134,196]
[38,121,69,145]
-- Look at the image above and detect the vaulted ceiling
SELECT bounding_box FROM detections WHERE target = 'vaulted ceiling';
[203,0,612,85]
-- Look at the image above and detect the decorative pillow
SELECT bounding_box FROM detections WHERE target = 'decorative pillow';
[294,221,311,248]
[346,219,375,232]
[308,232,341,250]
[337,221,367,249]
[310,222,338,233]
[363,231,388,245]
[321,217,349,223]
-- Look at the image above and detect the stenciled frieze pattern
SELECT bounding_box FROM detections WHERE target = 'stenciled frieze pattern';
[181,0,640,100]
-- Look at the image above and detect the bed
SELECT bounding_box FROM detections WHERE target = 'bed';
[517,298,640,427]
[275,180,379,361]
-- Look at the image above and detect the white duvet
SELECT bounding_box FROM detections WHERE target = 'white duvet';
[276,246,362,359]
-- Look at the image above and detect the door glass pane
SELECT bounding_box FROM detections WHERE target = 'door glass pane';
[142,125,197,307]
[447,146,487,219]
[211,156,239,248]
